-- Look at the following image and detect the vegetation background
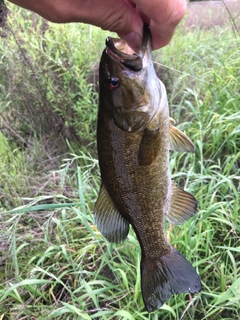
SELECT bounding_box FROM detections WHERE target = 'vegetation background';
[0,1,239,319]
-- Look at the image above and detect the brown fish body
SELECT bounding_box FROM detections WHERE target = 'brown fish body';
[97,84,171,260]
[94,25,201,312]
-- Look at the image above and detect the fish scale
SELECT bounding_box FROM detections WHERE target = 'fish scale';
[94,24,201,312]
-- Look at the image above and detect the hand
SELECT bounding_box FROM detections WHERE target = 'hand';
[132,0,187,50]
[8,0,186,50]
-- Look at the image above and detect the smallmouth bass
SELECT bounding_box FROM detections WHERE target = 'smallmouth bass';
[94,25,201,312]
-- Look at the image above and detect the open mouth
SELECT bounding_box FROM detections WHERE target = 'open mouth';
[106,37,137,56]
[105,24,151,72]
[106,37,143,71]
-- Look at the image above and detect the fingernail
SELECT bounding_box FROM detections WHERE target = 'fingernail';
[122,31,142,53]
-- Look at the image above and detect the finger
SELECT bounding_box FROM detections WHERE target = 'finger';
[132,0,186,49]
[70,0,143,51]
[12,0,143,52]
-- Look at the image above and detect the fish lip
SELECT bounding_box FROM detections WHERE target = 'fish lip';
[105,24,152,72]
[141,24,152,56]
[106,37,142,71]
[105,37,137,59]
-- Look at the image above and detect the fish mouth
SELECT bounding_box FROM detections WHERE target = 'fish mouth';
[106,24,152,72]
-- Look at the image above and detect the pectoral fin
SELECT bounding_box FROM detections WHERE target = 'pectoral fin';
[166,182,198,225]
[138,128,160,166]
[169,118,194,153]
[94,184,129,243]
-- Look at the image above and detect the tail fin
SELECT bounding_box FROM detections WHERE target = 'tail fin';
[141,247,201,312]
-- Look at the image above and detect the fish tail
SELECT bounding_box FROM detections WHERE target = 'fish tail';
[141,246,201,312]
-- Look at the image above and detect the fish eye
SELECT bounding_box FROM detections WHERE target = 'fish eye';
[108,76,120,90]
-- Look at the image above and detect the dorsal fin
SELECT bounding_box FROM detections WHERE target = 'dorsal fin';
[169,118,194,153]
[166,182,198,225]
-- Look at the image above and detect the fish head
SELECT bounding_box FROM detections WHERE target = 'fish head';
[99,25,162,132]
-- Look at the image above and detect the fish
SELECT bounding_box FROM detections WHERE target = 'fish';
[94,24,201,312]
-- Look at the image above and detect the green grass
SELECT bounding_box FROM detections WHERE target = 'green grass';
[0,4,240,320]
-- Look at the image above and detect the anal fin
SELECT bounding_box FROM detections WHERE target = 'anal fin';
[166,182,198,225]
[94,184,129,243]
[169,118,194,153]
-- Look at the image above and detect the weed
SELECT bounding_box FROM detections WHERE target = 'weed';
[0,3,240,320]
